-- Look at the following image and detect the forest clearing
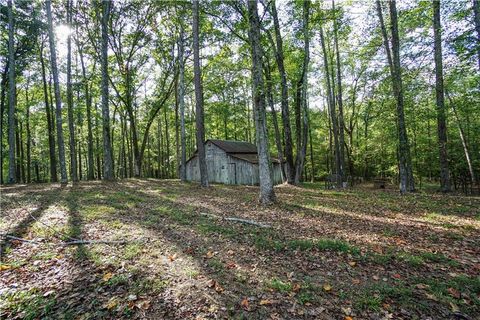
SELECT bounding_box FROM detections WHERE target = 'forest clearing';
[1,180,479,319]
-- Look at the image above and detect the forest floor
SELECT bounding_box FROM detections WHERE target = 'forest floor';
[0,179,479,320]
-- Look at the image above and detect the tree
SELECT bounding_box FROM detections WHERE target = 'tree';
[247,0,276,204]
[101,0,114,180]
[178,19,187,182]
[7,0,16,184]
[66,0,78,182]
[473,0,480,71]
[46,0,68,184]
[433,0,451,192]
[192,0,208,187]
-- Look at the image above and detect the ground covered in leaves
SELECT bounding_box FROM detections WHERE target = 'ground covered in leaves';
[1,179,479,319]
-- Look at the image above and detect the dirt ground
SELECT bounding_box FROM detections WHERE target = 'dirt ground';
[1,179,479,319]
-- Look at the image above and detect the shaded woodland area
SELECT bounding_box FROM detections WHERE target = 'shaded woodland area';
[1,0,480,319]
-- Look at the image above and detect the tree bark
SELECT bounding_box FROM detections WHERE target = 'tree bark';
[271,0,295,184]
[39,40,57,182]
[101,0,114,180]
[333,0,346,182]
[433,0,451,192]
[192,0,209,187]
[178,24,187,182]
[66,0,78,182]
[46,0,68,184]
[25,83,31,183]
[247,0,276,204]
[7,0,16,184]
[473,0,480,71]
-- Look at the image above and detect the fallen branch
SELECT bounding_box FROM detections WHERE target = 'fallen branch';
[62,239,144,246]
[200,212,271,228]
[1,235,41,244]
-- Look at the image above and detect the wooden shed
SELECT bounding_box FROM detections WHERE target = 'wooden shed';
[185,139,284,185]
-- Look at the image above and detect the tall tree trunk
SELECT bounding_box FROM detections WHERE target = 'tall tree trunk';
[7,0,16,184]
[264,61,285,181]
[320,25,342,188]
[46,0,68,184]
[377,0,414,193]
[433,0,451,192]
[333,0,346,182]
[192,0,209,187]
[39,41,57,182]
[95,104,102,179]
[294,0,310,184]
[473,0,480,71]
[66,0,78,182]
[247,0,276,204]
[25,84,31,183]
[0,66,7,184]
[101,0,114,180]
[271,0,295,184]
[178,24,187,182]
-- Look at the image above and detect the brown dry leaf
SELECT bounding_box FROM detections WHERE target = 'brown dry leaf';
[292,283,301,292]
[392,273,401,279]
[344,317,353,320]
[372,275,380,281]
[241,298,250,310]
[207,279,216,288]
[0,264,11,271]
[447,287,460,299]
[352,279,360,285]
[323,284,332,292]
[206,251,215,259]
[226,262,236,269]
[168,254,177,262]
[259,299,272,305]
[105,298,118,310]
[136,299,151,310]
[214,283,224,293]
[348,261,356,267]
[102,272,113,282]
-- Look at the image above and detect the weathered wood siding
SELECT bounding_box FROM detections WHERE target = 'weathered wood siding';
[185,141,284,185]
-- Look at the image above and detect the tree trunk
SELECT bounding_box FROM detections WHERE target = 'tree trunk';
[294,0,310,184]
[7,0,16,184]
[25,84,31,183]
[101,0,114,180]
[193,0,209,187]
[178,24,187,182]
[66,0,78,182]
[39,41,57,182]
[320,25,342,188]
[247,0,276,204]
[333,0,346,182]
[0,66,7,184]
[271,0,295,184]
[46,0,68,184]
[433,0,451,192]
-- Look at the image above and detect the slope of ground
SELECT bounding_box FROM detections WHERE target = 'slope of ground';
[1,179,479,319]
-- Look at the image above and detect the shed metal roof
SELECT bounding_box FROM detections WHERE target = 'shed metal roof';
[208,139,257,154]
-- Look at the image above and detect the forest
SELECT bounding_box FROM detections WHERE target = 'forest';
[1,0,479,319]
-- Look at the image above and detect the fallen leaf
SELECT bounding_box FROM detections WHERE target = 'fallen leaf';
[102,272,113,282]
[449,302,460,312]
[0,265,11,271]
[352,279,360,285]
[226,262,236,269]
[206,251,215,259]
[241,298,249,310]
[168,254,177,262]
[348,261,356,267]
[345,317,353,320]
[207,279,216,288]
[135,299,151,310]
[372,275,380,280]
[105,298,118,310]
[342,306,352,315]
[214,283,224,293]
[259,299,272,305]
[292,283,301,292]
[323,284,332,292]
[447,287,460,299]
[128,294,137,301]
[392,273,401,279]
[43,290,55,297]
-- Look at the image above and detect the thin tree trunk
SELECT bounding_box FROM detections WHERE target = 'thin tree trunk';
[193,0,209,187]
[0,66,7,184]
[25,84,31,183]
[101,0,114,180]
[320,25,342,188]
[247,0,276,204]
[46,0,68,184]
[66,0,78,182]
[7,0,16,184]
[178,24,187,182]
[271,0,295,184]
[78,48,94,180]
[333,0,346,182]
[433,0,451,192]
[473,0,480,71]
[39,41,57,182]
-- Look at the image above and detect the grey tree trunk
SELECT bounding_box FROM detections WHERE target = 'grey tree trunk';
[247,0,276,204]
[271,0,295,184]
[333,0,346,183]
[7,0,16,184]
[192,0,209,187]
[178,24,187,182]
[39,40,57,182]
[294,0,310,184]
[25,83,31,183]
[433,0,451,192]
[46,0,68,184]
[101,0,114,180]
[66,0,78,182]
[320,25,342,188]
[473,0,480,71]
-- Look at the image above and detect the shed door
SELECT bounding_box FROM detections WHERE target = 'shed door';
[228,163,237,185]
